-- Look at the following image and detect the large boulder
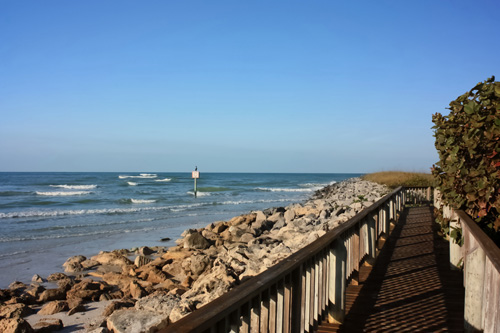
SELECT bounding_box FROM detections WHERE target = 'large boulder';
[38,300,68,315]
[66,280,102,301]
[102,299,135,317]
[0,318,33,333]
[183,232,210,250]
[62,255,87,273]
[134,292,180,316]
[107,308,169,333]
[91,252,133,269]
[32,318,63,332]
[38,289,65,303]
[0,303,32,319]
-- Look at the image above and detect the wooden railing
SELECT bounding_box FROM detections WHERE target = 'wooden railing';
[164,186,415,333]
[445,208,500,332]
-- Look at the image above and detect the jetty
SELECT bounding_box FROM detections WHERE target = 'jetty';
[163,187,500,332]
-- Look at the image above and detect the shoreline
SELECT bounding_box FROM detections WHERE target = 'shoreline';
[1,177,388,332]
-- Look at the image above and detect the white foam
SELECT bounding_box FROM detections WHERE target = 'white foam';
[36,191,91,196]
[50,184,97,190]
[187,191,211,197]
[119,174,158,179]
[140,173,157,178]
[127,182,138,186]
[256,187,314,192]
[155,178,171,182]
[130,199,156,204]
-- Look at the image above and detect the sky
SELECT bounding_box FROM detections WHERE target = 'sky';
[1,0,499,173]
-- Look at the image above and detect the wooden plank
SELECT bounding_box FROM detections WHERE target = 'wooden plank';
[291,267,302,333]
[304,263,311,332]
[283,276,291,333]
[269,285,277,333]
[310,258,315,329]
[276,280,284,333]
[260,289,270,333]
[250,296,260,333]
[240,302,250,333]
[482,258,500,332]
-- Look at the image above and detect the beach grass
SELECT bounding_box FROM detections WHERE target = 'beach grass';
[361,171,434,188]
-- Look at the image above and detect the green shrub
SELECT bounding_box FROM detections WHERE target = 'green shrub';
[432,76,500,240]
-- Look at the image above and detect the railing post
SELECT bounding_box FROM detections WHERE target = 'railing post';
[327,238,346,324]
[464,247,486,332]
[449,211,462,270]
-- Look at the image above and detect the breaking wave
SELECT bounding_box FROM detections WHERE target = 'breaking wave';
[50,185,97,190]
[36,191,92,196]
[119,174,157,179]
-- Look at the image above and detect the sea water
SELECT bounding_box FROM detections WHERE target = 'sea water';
[0,172,361,288]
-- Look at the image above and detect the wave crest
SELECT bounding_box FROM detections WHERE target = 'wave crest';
[50,185,97,190]
[36,191,91,196]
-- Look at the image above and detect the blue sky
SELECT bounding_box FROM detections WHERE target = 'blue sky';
[1,1,499,173]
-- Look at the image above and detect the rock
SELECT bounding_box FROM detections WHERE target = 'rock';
[0,318,34,333]
[228,213,256,226]
[32,318,63,332]
[134,255,154,268]
[239,232,256,243]
[46,273,68,282]
[268,211,284,223]
[106,308,169,333]
[137,266,169,284]
[253,210,267,225]
[135,292,180,316]
[102,299,135,317]
[67,297,84,309]
[81,259,99,270]
[38,300,68,315]
[66,280,102,301]
[183,232,210,250]
[284,209,295,223]
[129,281,146,299]
[57,278,74,292]
[62,255,87,273]
[138,246,154,256]
[26,285,45,299]
[160,237,171,242]
[8,281,27,292]
[91,252,133,269]
[67,303,86,316]
[181,263,236,307]
[31,275,44,283]
[38,289,65,302]
[212,222,227,234]
[189,254,211,276]
[0,303,32,319]
[101,272,136,292]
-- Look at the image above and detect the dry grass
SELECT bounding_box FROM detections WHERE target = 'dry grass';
[361,171,434,188]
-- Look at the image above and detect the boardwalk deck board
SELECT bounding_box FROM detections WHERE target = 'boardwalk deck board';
[318,206,465,332]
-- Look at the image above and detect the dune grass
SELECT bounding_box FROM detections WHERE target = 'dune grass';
[361,171,434,188]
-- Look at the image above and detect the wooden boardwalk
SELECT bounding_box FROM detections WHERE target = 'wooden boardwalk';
[317,206,465,332]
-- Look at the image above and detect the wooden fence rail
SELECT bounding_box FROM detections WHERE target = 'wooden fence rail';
[444,208,500,332]
[163,186,425,333]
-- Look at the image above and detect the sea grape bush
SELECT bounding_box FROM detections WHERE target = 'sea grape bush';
[432,76,500,242]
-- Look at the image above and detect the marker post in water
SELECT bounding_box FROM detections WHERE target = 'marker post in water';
[192,167,200,198]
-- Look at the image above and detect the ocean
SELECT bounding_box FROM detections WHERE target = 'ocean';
[0,172,361,288]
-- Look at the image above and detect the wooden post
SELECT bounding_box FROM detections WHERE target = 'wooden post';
[327,238,346,324]
[192,169,200,198]
[464,247,486,332]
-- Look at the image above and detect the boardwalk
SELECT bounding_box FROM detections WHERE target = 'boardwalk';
[318,206,465,332]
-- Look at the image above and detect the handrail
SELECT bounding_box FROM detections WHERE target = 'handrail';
[449,209,500,332]
[163,186,413,333]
